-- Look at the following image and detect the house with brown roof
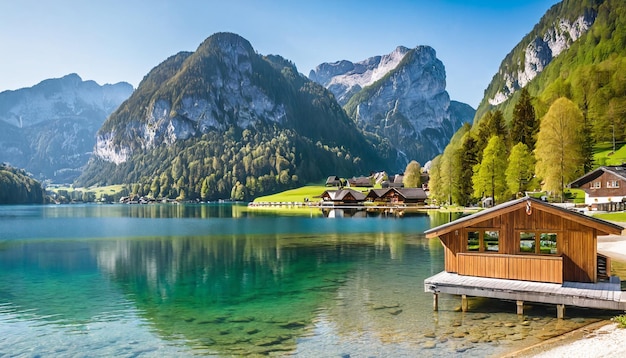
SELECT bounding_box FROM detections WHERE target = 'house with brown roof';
[320,188,366,205]
[347,176,373,187]
[569,164,626,208]
[325,176,342,187]
[366,188,427,205]
[424,197,626,316]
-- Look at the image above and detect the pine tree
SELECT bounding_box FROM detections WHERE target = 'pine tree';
[509,88,538,150]
[457,133,479,206]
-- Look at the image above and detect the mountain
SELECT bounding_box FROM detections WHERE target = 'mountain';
[428,0,626,206]
[309,46,474,168]
[77,32,390,201]
[0,163,45,204]
[472,0,626,144]
[474,0,620,122]
[0,74,133,182]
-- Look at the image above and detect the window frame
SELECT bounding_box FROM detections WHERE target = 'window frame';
[466,228,500,253]
[607,180,619,188]
[517,230,560,255]
[591,181,601,189]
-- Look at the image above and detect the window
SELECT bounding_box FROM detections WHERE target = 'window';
[519,232,536,253]
[519,231,558,255]
[467,230,499,253]
[540,233,558,254]
[607,180,620,188]
[484,231,499,252]
[591,181,601,189]
[468,231,480,252]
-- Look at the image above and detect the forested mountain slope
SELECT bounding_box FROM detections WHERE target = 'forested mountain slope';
[429,0,626,205]
[77,33,390,201]
[0,164,45,204]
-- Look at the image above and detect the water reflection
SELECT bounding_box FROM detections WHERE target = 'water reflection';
[0,205,610,357]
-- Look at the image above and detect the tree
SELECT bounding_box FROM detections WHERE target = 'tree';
[475,110,507,162]
[439,144,460,205]
[506,143,534,196]
[535,97,585,202]
[403,160,421,188]
[457,133,479,206]
[487,110,507,140]
[472,135,508,204]
[200,177,210,201]
[509,88,538,150]
[426,155,443,205]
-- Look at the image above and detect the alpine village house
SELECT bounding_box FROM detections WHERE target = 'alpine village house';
[569,164,626,211]
[424,197,626,318]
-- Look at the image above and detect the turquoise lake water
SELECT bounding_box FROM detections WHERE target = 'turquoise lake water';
[0,204,611,357]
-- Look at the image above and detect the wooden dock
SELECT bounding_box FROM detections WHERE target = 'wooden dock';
[424,271,626,317]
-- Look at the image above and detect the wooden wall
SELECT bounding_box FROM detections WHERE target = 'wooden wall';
[457,253,563,283]
[438,204,598,283]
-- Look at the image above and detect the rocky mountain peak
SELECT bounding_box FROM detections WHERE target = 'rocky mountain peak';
[0,74,132,182]
[310,45,473,168]
[309,45,412,105]
[488,10,596,106]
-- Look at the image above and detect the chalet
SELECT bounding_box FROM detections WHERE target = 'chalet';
[424,197,626,317]
[347,176,373,187]
[381,174,404,188]
[325,176,342,187]
[569,164,626,209]
[319,188,366,205]
[366,188,427,205]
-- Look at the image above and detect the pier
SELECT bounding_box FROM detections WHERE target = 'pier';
[425,271,626,318]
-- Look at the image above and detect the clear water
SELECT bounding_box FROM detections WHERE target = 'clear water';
[0,204,611,357]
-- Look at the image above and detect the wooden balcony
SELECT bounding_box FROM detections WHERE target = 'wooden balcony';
[457,253,563,284]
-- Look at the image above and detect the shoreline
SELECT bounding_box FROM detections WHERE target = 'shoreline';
[503,231,626,357]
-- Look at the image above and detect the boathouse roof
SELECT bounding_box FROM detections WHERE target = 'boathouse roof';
[424,197,623,239]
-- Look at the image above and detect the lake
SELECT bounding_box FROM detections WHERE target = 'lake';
[0,204,610,357]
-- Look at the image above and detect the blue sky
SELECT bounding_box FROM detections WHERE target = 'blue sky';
[0,0,559,107]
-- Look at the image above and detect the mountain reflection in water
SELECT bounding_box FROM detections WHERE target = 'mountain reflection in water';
[0,204,608,356]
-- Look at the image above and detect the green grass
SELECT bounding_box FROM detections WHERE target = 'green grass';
[564,188,585,204]
[253,185,374,203]
[50,184,128,196]
[253,185,328,203]
[613,314,626,328]
[592,212,626,222]
[593,142,626,167]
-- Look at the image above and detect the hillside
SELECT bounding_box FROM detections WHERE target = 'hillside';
[0,164,45,204]
[77,33,390,201]
[0,74,133,183]
[429,0,626,206]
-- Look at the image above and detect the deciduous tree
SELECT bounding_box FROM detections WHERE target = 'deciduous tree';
[403,160,422,188]
[472,135,508,204]
[535,97,585,201]
[506,143,534,196]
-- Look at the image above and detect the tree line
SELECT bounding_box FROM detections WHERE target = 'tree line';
[428,89,591,205]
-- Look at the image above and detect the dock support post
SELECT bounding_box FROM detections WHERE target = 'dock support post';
[516,300,524,315]
[433,293,439,311]
[557,304,565,319]
[461,295,468,312]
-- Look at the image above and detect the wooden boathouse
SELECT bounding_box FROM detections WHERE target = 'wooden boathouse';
[424,197,626,317]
